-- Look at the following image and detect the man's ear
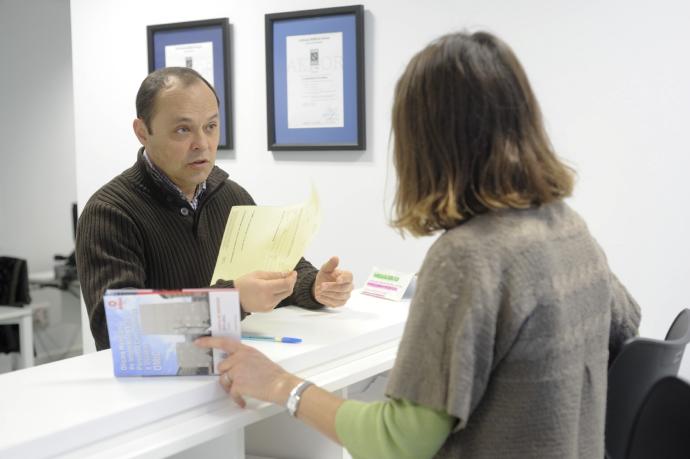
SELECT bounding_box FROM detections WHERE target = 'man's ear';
[133,118,149,145]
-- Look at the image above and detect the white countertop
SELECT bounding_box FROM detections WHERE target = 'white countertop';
[0,292,410,458]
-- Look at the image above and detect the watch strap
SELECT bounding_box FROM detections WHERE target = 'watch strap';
[287,380,314,417]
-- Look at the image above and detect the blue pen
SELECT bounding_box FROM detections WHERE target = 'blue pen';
[242,334,302,344]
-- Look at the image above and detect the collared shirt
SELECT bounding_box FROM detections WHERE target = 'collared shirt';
[143,150,206,210]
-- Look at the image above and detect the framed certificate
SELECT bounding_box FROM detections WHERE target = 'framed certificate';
[147,18,233,149]
[265,5,365,151]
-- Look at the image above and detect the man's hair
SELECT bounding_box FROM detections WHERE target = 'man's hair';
[135,67,219,133]
[391,31,575,237]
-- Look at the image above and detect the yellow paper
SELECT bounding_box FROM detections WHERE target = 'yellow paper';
[210,187,320,284]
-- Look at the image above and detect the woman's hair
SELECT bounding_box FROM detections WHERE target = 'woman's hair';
[391,31,575,236]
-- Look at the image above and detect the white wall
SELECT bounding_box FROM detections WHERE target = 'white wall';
[70,0,690,376]
[0,0,76,273]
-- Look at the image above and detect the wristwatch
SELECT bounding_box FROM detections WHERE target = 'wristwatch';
[286,380,314,417]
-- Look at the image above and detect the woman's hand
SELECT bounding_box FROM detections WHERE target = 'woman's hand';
[195,336,302,408]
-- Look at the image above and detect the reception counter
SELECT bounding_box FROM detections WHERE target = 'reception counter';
[0,292,410,458]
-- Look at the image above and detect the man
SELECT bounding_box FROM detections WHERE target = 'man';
[76,67,353,351]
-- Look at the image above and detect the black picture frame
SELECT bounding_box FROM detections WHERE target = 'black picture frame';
[265,5,365,151]
[147,18,233,149]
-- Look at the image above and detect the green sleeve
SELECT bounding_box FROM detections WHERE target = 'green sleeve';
[335,398,455,459]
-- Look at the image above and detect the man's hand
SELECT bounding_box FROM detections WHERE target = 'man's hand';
[313,256,354,308]
[235,271,297,313]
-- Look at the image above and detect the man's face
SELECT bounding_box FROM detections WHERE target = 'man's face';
[134,79,220,197]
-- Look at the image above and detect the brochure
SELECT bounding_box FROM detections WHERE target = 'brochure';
[362,267,415,301]
[104,288,240,377]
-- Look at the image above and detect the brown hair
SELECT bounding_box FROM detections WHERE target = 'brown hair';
[135,67,219,133]
[391,31,575,236]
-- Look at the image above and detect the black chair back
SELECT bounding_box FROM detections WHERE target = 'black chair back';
[605,308,690,459]
[627,376,690,459]
[666,309,690,341]
[0,256,31,354]
[0,256,31,306]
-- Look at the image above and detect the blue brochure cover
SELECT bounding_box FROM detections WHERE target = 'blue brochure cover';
[104,289,240,377]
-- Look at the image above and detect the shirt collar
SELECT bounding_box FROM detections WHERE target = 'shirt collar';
[142,150,206,210]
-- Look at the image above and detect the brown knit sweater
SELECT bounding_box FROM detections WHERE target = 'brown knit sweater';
[76,150,321,350]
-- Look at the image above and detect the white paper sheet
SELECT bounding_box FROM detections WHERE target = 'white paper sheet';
[286,32,344,129]
[165,41,215,87]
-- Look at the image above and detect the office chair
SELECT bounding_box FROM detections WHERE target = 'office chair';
[0,257,32,354]
[0,257,31,307]
[605,308,690,459]
[626,376,690,459]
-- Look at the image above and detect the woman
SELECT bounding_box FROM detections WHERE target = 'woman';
[196,31,640,458]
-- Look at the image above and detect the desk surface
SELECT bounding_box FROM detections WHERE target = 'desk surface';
[0,292,409,458]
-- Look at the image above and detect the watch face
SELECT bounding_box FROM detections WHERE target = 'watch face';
[287,396,297,415]
[287,380,312,416]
